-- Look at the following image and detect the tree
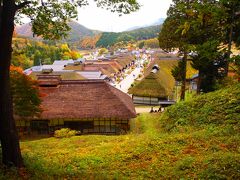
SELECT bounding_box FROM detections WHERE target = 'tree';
[33,50,41,66]
[144,38,159,48]
[160,0,227,96]
[230,55,240,80]
[98,48,108,55]
[0,0,140,167]
[12,51,33,69]
[159,0,193,100]
[10,66,42,118]
[184,1,226,93]
[220,0,240,75]
[191,41,224,93]
[138,41,144,49]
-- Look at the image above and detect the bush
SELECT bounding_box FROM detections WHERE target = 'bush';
[54,128,77,138]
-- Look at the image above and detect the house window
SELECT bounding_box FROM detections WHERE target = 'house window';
[30,120,49,134]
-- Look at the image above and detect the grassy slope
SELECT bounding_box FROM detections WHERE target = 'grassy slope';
[1,84,240,179]
[161,83,240,131]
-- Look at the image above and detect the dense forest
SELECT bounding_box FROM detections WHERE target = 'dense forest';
[96,25,161,47]
[12,38,82,69]
[17,22,162,49]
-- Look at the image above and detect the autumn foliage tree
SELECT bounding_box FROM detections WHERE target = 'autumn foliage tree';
[10,66,42,118]
[77,34,101,49]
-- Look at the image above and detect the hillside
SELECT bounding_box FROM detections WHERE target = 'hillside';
[1,84,239,179]
[126,18,165,31]
[16,22,162,48]
[16,21,101,42]
[96,25,161,47]
[11,24,237,179]
[66,21,101,42]
[15,23,35,38]
[160,83,240,132]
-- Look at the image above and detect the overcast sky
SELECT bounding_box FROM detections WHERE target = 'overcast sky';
[77,0,172,32]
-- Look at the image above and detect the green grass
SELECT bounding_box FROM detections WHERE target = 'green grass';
[0,84,240,179]
[160,83,240,132]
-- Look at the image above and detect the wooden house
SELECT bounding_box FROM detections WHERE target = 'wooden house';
[16,76,136,135]
[128,60,176,106]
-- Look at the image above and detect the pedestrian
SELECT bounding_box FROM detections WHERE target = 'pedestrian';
[150,107,154,113]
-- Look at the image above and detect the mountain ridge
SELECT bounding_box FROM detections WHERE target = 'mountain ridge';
[16,21,162,48]
[16,21,101,42]
[126,18,165,31]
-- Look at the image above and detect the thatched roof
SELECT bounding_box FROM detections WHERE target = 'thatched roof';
[115,55,134,68]
[30,71,85,80]
[37,80,136,120]
[128,60,177,98]
[83,64,118,75]
[128,71,172,98]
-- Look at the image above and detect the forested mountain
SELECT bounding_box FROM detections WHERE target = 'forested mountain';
[16,21,162,48]
[66,21,101,42]
[15,23,35,38]
[126,18,165,31]
[96,25,162,47]
[16,21,101,42]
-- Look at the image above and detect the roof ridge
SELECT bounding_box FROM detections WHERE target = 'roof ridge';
[105,83,136,117]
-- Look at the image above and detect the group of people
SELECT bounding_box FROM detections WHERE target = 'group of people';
[149,106,165,113]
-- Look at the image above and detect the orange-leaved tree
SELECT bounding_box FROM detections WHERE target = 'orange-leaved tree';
[10,66,42,118]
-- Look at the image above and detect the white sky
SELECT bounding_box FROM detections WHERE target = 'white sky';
[77,0,172,32]
[22,0,172,32]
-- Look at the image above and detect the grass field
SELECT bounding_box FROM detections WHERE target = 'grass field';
[0,83,240,179]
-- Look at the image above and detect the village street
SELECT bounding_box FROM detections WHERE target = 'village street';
[116,66,142,93]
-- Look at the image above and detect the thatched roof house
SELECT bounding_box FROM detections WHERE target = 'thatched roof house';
[129,61,176,98]
[39,80,136,120]
[17,77,136,135]
[128,60,177,106]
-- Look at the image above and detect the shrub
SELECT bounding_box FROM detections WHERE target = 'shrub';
[54,128,77,138]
